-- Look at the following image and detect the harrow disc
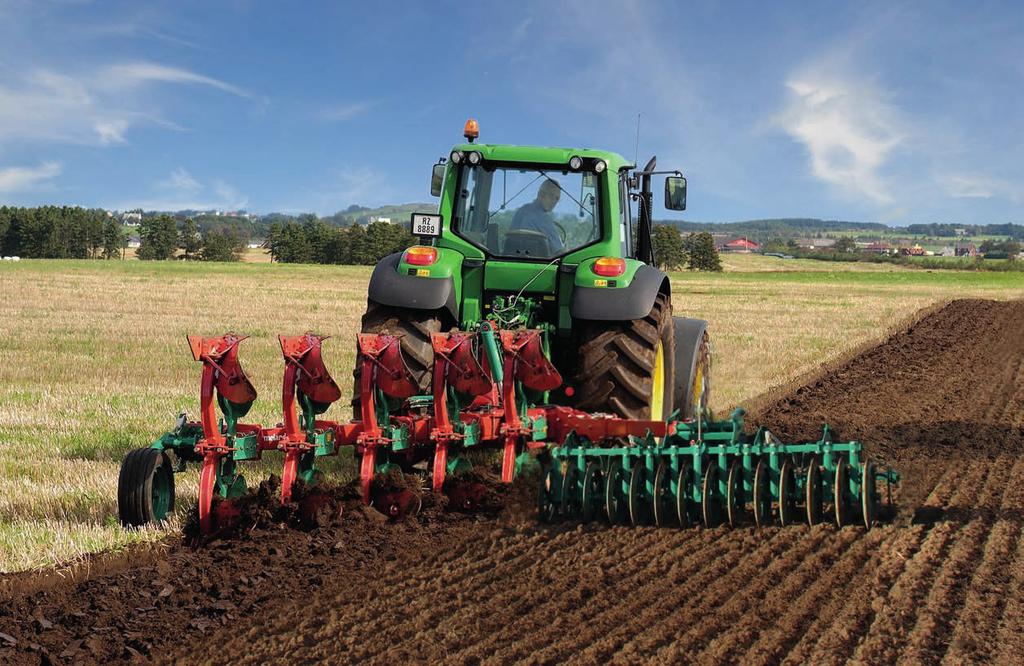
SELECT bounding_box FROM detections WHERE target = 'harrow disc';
[752,459,772,528]
[676,462,694,527]
[778,457,798,526]
[628,463,651,526]
[862,460,877,529]
[560,464,581,520]
[652,460,675,527]
[701,462,724,527]
[834,461,852,527]
[726,458,746,527]
[805,455,823,526]
[538,466,559,523]
[605,459,628,525]
[581,461,604,523]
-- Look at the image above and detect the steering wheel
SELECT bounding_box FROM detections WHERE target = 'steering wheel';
[553,221,567,245]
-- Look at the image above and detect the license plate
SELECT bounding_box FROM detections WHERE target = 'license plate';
[410,213,442,237]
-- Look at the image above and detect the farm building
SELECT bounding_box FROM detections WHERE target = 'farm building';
[719,238,761,253]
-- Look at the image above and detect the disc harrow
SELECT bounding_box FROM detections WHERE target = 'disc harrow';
[119,328,898,535]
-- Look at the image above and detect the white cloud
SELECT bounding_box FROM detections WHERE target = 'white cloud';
[946,173,1022,202]
[0,161,61,193]
[316,101,374,122]
[777,76,903,204]
[117,168,248,211]
[98,62,249,98]
[0,62,248,147]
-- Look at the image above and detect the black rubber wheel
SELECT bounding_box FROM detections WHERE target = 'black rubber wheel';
[118,448,175,527]
[351,301,444,418]
[672,318,712,421]
[628,463,651,526]
[806,455,823,526]
[862,460,877,530]
[834,461,851,527]
[778,458,798,526]
[605,459,628,525]
[652,460,675,527]
[701,462,724,527]
[560,464,581,520]
[676,462,695,527]
[726,458,747,527]
[752,459,772,528]
[573,292,674,420]
[581,461,603,523]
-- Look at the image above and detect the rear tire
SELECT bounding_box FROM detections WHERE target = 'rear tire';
[352,301,445,418]
[573,292,674,420]
[118,448,175,527]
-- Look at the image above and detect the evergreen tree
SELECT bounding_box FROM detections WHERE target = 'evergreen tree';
[200,228,245,262]
[179,217,202,260]
[652,224,686,270]
[683,232,723,272]
[102,218,123,259]
[137,215,178,260]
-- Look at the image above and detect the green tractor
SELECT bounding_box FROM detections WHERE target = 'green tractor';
[358,119,710,426]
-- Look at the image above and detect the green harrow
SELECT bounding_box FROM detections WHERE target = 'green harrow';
[541,409,899,529]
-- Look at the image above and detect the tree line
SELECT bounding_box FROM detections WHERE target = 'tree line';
[0,206,123,259]
[136,215,247,262]
[265,219,416,264]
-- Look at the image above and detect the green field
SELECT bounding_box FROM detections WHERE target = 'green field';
[1,256,1021,571]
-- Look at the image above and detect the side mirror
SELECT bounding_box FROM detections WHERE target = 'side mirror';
[664,176,687,211]
[430,163,446,197]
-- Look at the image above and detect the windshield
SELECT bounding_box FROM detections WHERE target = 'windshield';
[452,164,601,259]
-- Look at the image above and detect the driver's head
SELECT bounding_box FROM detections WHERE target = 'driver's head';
[537,179,561,212]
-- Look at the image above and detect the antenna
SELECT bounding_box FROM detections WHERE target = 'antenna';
[633,112,642,167]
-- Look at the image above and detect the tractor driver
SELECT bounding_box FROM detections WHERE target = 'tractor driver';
[510,179,563,250]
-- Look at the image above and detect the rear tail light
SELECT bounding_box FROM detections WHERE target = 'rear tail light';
[593,257,626,277]
[403,246,438,266]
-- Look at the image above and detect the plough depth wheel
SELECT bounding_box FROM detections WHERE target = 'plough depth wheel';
[118,448,175,527]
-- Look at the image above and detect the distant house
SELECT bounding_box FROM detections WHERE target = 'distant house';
[863,241,893,254]
[721,238,760,253]
[794,237,836,250]
[121,211,142,226]
[898,244,927,257]
[955,241,978,257]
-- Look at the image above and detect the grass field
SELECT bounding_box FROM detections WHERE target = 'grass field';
[1,256,1021,572]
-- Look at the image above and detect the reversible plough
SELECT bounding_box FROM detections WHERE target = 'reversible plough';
[120,327,898,536]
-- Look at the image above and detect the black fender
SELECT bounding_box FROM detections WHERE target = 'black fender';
[672,316,710,418]
[367,252,458,320]
[570,264,669,321]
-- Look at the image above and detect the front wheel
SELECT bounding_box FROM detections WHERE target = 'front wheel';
[118,448,175,527]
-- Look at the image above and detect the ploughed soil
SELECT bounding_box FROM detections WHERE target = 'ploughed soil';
[2,298,1023,665]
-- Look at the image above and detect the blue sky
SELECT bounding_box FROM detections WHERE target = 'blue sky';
[0,1,1021,224]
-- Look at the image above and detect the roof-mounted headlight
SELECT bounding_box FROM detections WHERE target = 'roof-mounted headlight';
[568,156,583,170]
[449,150,462,164]
[467,151,482,165]
[594,159,607,173]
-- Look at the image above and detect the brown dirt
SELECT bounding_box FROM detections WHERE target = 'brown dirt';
[1,298,1023,665]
